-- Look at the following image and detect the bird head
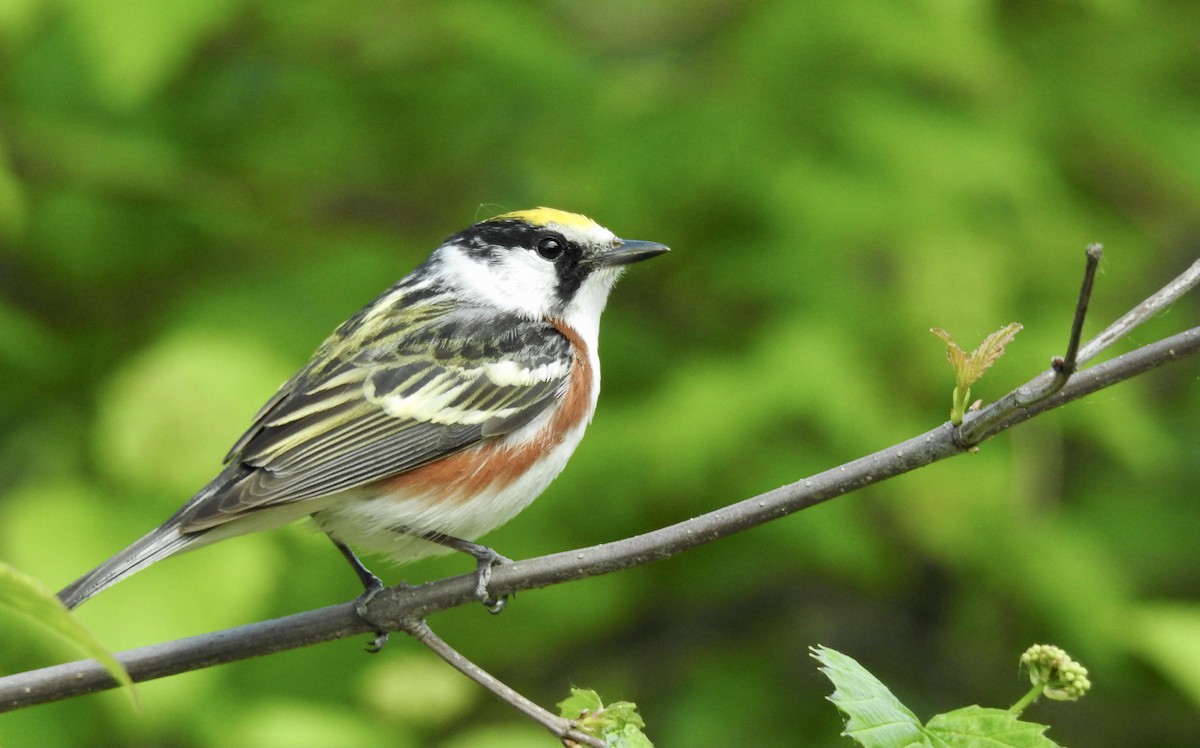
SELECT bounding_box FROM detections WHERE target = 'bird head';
[431,208,669,335]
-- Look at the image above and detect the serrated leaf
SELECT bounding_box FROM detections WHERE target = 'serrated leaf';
[600,700,646,730]
[558,688,652,747]
[559,687,606,720]
[0,563,137,707]
[964,323,1023,385]
[812,645,927,748]
[605,724,655,748]
[931,328,970,381]
[927,706,1059,748]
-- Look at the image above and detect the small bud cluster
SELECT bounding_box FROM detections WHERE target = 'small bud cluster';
[1020,644,1091,701]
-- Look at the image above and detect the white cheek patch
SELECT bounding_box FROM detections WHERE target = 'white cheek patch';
[436,245,558,318]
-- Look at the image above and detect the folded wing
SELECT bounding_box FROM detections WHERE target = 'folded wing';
[176,307,572,532]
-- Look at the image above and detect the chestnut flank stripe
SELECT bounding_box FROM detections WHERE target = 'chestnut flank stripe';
[380,321,593,501]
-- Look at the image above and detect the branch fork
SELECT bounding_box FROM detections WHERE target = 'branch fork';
[958,246,1200,447]
[351,570,604,746]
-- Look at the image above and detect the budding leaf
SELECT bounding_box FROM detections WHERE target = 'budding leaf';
[559,687,652,747]
[932,327,971,376]
[967,323,1024,384]
[931,323,1022,425]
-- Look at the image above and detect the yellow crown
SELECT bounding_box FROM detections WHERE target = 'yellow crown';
[493,207,599,231]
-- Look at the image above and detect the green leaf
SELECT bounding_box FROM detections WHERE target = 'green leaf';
[558,687,652,747]
[0,563,137,707]
[558,687,605,719]
[814,647,1062,748]
[811,645,927,748]
[927,706,1058,748]
[604,724,655,748]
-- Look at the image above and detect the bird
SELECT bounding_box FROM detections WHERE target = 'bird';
[57,207,668,625]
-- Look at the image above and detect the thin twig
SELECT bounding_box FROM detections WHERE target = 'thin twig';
[1010,244,1100,408]
[1051,243,1103,378]
[403,619,604,748]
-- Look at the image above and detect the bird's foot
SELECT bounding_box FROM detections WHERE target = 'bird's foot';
[470,547,514,614]
[415,531,514,614]
[352,577,394,653]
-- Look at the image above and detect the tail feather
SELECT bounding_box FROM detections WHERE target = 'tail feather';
[57,522,194,609]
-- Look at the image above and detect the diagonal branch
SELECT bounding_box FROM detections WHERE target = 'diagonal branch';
[1,256,1197,715]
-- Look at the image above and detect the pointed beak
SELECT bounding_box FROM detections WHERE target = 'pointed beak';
[598,239,671,267]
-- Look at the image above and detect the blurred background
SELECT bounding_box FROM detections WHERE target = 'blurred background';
[1,1,1198,746]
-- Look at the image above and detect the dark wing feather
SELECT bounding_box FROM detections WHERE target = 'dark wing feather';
[176,305,572,532]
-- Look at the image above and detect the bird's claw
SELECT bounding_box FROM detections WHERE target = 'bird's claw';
[353,578,392,653]
[365,630,390,653]
[473,550,513,614]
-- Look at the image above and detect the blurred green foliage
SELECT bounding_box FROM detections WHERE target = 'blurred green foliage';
[1,1,1198,746]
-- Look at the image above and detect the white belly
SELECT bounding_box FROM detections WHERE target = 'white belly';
[311,418,589,564]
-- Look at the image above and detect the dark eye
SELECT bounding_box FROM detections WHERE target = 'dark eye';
[535,235,564,261]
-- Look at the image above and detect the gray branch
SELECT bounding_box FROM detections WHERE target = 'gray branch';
[1,254,1197,714]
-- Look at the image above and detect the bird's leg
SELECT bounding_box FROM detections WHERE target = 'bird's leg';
[330,538,391,652]
[419,531,513,613]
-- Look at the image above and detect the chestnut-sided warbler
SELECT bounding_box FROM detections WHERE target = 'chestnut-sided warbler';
[58,208,668,622]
